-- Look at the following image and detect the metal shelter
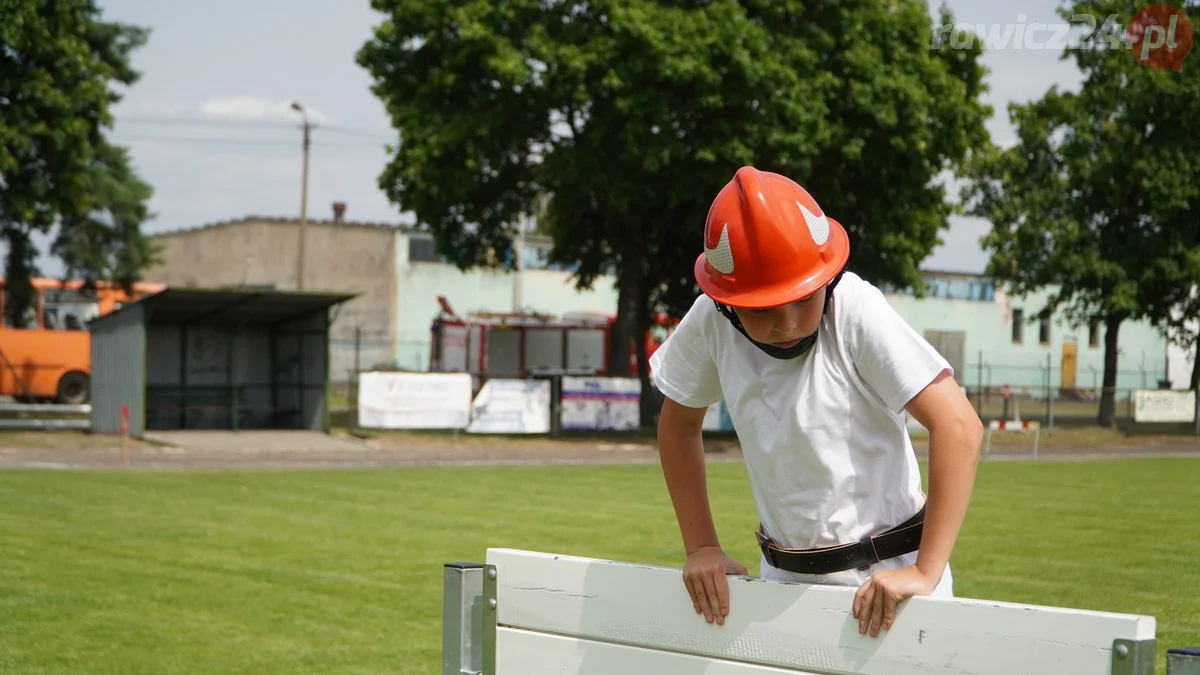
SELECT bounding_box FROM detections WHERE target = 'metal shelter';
[88,287,357,438]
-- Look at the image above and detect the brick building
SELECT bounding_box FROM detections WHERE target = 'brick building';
[141,205,401,381]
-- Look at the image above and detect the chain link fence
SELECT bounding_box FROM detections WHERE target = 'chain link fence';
[962,354,1189,430]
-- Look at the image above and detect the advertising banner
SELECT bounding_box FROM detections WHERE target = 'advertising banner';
[467,379,552,434]
[357,371,473,429]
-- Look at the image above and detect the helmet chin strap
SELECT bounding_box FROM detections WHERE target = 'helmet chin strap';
[714,268,845,360]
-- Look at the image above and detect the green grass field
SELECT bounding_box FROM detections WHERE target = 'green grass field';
[1,458,1197,674]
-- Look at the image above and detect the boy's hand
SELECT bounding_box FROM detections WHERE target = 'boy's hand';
[852,565,938,637]
[682,546,748,625]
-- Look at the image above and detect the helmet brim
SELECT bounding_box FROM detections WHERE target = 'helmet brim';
[694,217,850,309]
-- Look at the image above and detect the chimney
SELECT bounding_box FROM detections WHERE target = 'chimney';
[332,201,347,223]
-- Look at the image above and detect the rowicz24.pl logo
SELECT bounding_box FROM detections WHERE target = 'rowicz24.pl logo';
[931,3,1193,71]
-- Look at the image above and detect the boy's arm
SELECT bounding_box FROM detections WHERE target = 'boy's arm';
[658,397,720,553]
[852,370,983,637]
[904,370,983,584]
[658,397,748,626]
[647,296,738,624]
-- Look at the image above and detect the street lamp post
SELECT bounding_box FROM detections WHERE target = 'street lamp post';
[291,101,311,290]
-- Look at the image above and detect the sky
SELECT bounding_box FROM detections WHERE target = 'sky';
[26,0,1088,277]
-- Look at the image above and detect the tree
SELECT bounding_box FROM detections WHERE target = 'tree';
[1173,292,1200,391]
[0,0,156,326]
[52,139,163,292]
[1148,278,1200,391]
[358,0,991,422]
[961,1,1200,425]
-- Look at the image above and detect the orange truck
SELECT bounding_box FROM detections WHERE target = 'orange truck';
[0,277,165,404]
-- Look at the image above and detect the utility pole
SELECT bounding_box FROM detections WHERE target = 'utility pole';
[291,101,311,290]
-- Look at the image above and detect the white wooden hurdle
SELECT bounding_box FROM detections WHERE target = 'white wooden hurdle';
[442,548,1181,675]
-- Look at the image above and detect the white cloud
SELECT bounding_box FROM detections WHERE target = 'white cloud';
[199,97,332,124]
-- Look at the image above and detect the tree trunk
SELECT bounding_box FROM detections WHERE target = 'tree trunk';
[610,254,642,383]
[1097,312,1126,427]
[611,253,659,428]
[3,227,37,330]
[633,274,655,428]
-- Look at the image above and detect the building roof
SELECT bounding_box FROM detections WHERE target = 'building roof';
[90,286,358,329]
[145,214,560,248]
[147,214,416,238]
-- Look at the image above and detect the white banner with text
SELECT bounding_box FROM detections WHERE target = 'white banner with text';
[1133,389,1196,423]
[467,379,552,434]
[357,371,473,429]
[560,377,641,431]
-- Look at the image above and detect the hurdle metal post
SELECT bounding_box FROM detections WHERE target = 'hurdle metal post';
[1169,647,1200,675]
[443,562,485,675]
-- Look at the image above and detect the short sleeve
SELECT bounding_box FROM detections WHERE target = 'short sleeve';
[840,277,952,413]
[649,296,724,409]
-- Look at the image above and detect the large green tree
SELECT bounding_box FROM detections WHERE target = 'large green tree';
[52,138,162,292]
[962,1,1200,425]
[0,0,157,327]
[358,0,991,420]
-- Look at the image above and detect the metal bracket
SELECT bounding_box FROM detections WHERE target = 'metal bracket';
[442,563,484,675]
[1167,647,1200,675]
[1112,638,1157,675]
[482,564,498,675]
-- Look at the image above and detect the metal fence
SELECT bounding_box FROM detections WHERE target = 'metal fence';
[959,349,1184,427]
[0,403,91,430]
[967,386,1143,428]
[963,356,1170,396]
[321,340,1193,433]
[327,331,428,384]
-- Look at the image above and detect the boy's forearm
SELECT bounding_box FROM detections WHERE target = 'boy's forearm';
[915,416,982,581]
[658,429,721,554]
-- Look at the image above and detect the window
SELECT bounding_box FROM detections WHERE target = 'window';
[522,245,549,269]
[913,275,996,301]
[43,289,100,331]
[1089,319,1100,348]
[408,236,439,262]
[1039,315,1050,345]
[520,243,573,271]
[1012,308,1024,343]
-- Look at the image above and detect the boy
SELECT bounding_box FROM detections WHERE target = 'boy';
[649,166,983,639]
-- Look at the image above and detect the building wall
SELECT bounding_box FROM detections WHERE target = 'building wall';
[144,217,399,381]
[393,233,620,370]
[883,274,1170,394]
[89,302,146,436]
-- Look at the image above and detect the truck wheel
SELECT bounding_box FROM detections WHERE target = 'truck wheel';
[56,371,89,405]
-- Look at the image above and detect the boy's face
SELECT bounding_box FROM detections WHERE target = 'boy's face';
[731,287,827,347]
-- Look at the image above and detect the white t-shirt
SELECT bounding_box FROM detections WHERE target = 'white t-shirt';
[649,271,955,593]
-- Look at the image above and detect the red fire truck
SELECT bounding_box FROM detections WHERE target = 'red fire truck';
[427,297,678,379]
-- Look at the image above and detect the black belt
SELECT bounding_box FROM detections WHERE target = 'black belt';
[756,505,926,575]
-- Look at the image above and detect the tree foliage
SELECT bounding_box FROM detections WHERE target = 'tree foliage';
[0,0,158,327]
[358,0,992,418]
[962,0,1200,424]
[52,139,162,292]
